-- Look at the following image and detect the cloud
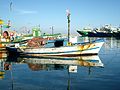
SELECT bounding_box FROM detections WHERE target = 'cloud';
[17,9,38,14]
[21,10,38,14]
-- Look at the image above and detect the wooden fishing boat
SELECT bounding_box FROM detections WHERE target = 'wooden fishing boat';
[77,30,113,37]
[6,39,105,57]
[6,10,106,57]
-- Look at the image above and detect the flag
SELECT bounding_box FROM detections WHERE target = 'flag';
[66,9,70,17]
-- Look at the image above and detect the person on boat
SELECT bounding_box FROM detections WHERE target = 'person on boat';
[1,31,11,42]
[10,32,14,41]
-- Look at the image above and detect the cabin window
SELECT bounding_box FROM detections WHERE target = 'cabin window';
[54,40,64,47]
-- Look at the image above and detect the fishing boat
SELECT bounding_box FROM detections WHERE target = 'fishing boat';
[77,25,117,37]
[113,31,120,39]
[6,11,105,57]
[77,30,113,37]
[6,38,105,57]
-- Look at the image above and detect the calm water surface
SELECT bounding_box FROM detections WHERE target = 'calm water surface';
[0,37,120,90]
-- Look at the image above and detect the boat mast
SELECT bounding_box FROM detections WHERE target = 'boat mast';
[66,9,70,42]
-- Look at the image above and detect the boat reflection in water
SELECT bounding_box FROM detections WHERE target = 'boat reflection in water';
[1,55,104,90]
[1,55,104,79]
[16,55,104,72]
[0,50,8,79]
[19,56,103,90]
[19,55,104,90]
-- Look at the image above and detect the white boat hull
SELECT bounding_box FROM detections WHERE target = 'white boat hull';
[6,39,105,57]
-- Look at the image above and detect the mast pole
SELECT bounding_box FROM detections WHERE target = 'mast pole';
[66,9,70,43]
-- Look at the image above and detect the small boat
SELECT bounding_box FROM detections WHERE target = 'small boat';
[77,30,113,37]
[6,39,105,57]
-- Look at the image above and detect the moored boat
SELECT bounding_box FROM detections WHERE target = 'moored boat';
[77,24,119,37]
[113,31,120,39]
[6,39,105,57]
[77,30,113,37]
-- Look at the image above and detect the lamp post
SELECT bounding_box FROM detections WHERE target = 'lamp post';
[0,19,4,36]
[50,26,54,35]
[66,9,70,43]
[52,26,54,35]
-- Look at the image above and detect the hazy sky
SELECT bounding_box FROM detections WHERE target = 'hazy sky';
[0,0,120,34]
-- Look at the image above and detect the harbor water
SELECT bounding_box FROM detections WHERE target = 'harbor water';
[0,37,120,90]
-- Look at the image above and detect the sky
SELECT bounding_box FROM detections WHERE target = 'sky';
[0,0,120,34]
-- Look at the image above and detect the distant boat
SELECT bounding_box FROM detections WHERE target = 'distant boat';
[77,30,113,37]
[6,39,105,57]
[113,31,120,39]
[77,25,118,37]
